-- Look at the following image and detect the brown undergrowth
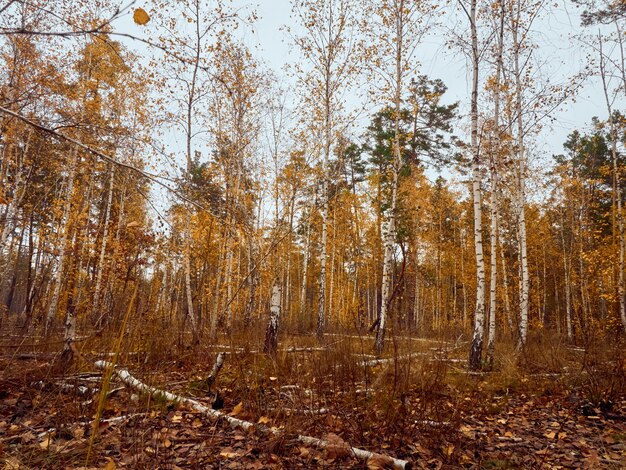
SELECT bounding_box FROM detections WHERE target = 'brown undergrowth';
[0,326,625,469]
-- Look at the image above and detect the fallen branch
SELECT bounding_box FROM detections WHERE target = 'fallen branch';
[269,406,329,415]
[284,346,326,353]
[94,360,410,469]
[32,380,93,397]
[358,352,428,367]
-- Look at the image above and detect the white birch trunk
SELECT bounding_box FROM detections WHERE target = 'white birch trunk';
[184,219,199,342]
[500,232,513,333]
[0,165,24,252]
[487,187,498,365]
[468,0,485,370]
[512,9,529,349]
[264,284,282,354]
[487,1,504,365]
[375,0,404,356]
[517,190,529,348]
[46,145,79,333]
[318,158,329,338]
[300,214,312,325]
[92,164,115,324]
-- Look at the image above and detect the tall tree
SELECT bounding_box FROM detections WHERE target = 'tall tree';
[291,0,361,338]
[457,0,486,371]
[366,0,435,355]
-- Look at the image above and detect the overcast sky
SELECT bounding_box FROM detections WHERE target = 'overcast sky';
[240,0,620,198]
[117,0,623,211]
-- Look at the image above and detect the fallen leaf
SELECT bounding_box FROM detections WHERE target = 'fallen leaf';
[229,402,243,416]
[367,454,395,469]
[257,416,271,424]
[39,436,51,450]
[103,458,116,470]
[219,450,238,459]
[324,433,350,459]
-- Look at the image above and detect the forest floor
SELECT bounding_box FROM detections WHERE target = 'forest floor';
[0,329,625,469]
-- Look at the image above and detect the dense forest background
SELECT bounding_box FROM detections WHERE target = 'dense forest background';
[0,0,625,367]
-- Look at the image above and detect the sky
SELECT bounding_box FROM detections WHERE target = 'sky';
[241,1,617,182]
[115,0,623,216]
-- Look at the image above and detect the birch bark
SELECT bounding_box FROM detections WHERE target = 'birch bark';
[466,0,486,371]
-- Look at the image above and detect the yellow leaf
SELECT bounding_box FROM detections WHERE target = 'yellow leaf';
[544,431,556,439]
[258,416,271,424]
[229,402,243,416]
[39,436,51,450]
[459,425,473,437]
[133,8,150,25]
[103,458,116,470]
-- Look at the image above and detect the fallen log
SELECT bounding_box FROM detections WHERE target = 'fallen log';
[94,360,411,469]
[358,352,428,367]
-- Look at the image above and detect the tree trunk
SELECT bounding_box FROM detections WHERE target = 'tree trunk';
[375,0,405,356]
[300,212,312,328]
[511,0,529,350]
[264,284,282,355]
[487,0,504,367]
[468,0,485,371]
[46,145,79,333]
[92,164,115,325]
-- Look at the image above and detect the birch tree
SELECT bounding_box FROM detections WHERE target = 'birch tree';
[486,0,506,366]
[366,0,434,356]
[457,0,486,371]
[150,0,240,342]
[290,0,361,338]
